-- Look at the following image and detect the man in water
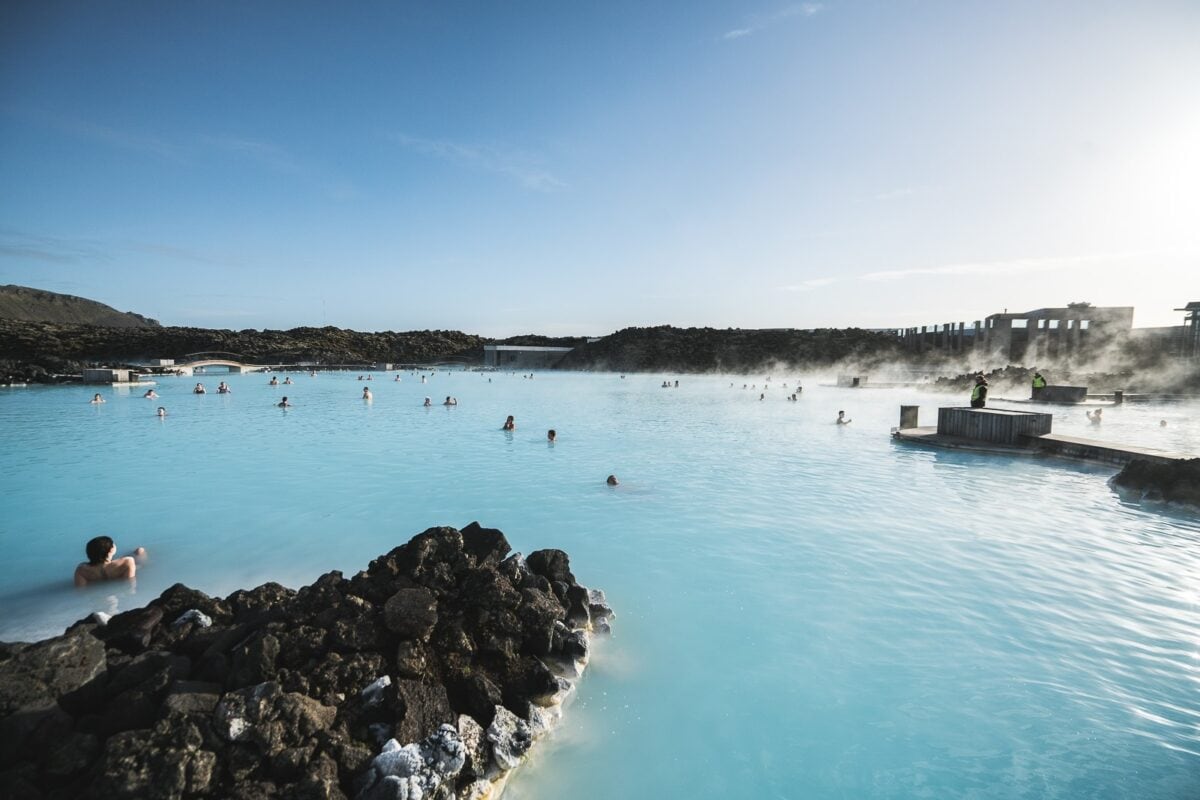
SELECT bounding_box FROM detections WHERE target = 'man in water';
[547,429,556,442]
[606,474,619,486]
[90,393,105,404]
[970,375,988,408]
[74,536,146,587]
[362,387,373,400]
[836,410,851,425]
[502,415,515,431]
[143,388,158,399]
[157,407,167,418]
[1086,408,1103,424]
[194,383,206,394]
[217,382,231,394]
[278,396,292,407]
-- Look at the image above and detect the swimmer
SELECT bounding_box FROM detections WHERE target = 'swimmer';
[395,375,402,382]
[73,536,146,587]
[143,389,158,399]
[90,393,105,404]
[423,397,432,407]
[606,475,619,486]
[1160,419,1168,427]
[283,377,293,385]
[443,396,457,406]
[362,387,373,400]
[194,383,206,394]
[547,429,556,442]
[836,410,852,425]
[502,415,515,431]
[156,407,167,418]
[309,370,316,377]
[217,382,231,394]
[278,396,292,408]
[760,393,765,401]
[269,377,279,386]
[1086,408,1102,424]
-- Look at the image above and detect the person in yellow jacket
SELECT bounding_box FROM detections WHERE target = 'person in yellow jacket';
[1031,371,1047,391]
[970,375,989,408]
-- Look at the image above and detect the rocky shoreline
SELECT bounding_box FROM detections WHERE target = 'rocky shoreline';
[0,524,612,799]
[1109,458,1200,509]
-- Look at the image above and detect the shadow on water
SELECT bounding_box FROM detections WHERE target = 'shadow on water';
[1109,485,1200,530]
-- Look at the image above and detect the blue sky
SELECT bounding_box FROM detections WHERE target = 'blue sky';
[1,1,1197,335]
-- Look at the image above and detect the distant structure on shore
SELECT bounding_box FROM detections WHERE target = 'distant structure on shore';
[898,300,1199,362]
[1175,302,1200,359]
[482,344,577,369]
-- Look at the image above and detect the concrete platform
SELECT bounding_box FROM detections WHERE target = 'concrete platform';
[893,426,1188,466]
[1028,434,1188,466]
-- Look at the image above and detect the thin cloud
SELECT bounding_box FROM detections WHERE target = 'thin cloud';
[722,3,823,40]
[872,187,918,201]
[200,135,305,174]
[391,133,566,191]
[2,108,183,161]
[779,277,837,292]
[0,230,110,265]
[198,135,358,201]
[0,229,240,269]
[859,252,1151,282]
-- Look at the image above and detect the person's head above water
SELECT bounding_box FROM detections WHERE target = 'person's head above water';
[85,535,115,565]
[548,429,556,441]
[606,474,619,486]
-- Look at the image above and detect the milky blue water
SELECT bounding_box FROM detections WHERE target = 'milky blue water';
[2,371,1199,799]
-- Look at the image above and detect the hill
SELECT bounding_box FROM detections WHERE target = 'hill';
[0,285,160,327]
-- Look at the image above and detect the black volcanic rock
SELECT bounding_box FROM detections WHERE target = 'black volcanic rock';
[0,525,610,799]
[0,318,487,382]
[1110,458,1200,508]
[555,324,902,373]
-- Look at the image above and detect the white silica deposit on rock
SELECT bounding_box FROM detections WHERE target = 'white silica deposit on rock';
[356,616,607,800]
[357,724,467,800]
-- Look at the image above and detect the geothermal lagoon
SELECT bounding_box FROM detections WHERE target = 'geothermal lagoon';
[2,370,1198,799]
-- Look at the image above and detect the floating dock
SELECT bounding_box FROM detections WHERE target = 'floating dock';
[893,406,1189,466]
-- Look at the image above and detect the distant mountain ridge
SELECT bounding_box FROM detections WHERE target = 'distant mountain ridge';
[0,285,160,328]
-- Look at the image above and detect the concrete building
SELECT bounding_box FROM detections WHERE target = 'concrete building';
[482,345,575,369]
[978,303,1133,362]
[83,368,133,384]
[1177,301,1200,358]
[899,302,1135,362]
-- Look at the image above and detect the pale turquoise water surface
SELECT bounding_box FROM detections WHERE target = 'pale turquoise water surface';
[1,371,1198,799]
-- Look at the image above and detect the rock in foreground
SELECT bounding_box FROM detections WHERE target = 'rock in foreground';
[0,524,613,799]
[1110,458,1200,509]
